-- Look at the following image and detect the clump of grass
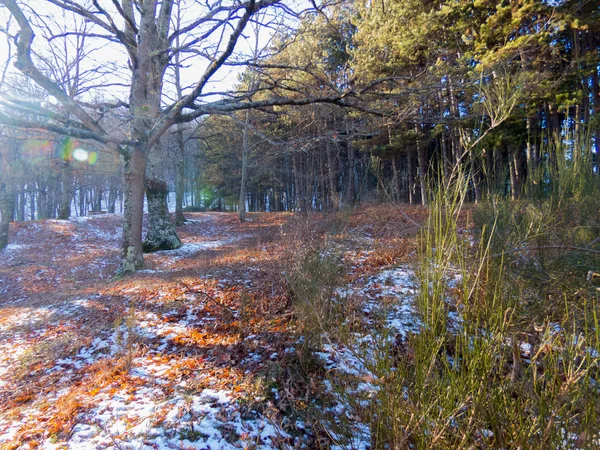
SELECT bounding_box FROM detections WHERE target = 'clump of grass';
[285,246,347,347]
[365,169,600,449]
[307,166,599,449]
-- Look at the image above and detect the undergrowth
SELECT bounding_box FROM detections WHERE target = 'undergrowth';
[288,162,600,449]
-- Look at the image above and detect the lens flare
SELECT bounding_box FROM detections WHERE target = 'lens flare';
[73,148,89,162]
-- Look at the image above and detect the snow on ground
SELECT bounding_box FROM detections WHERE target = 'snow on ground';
[45,365,286,450]
[0,212,307,449]
[313,262,464,448]
[312,265,422,448]
[318,266,421,374]
[153,238,237,268]
[0,210,433,449]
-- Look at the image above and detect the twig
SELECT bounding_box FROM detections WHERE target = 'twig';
[587,236,600,248]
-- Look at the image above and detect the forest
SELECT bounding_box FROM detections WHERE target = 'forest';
[0,0,599,448]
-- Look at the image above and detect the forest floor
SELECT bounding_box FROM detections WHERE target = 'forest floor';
[0,206,430,449]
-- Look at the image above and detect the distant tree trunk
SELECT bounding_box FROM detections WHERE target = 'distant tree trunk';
[173,27,187,226]
[108,182,118,213]
[143,145,182,252]
[346,141,356,207]
[509,147,522,200]
[292,153,306,212]
[407,151,415,204]
[0,181,13,250]
[391,156,400,202]
[93,186,102,211]
[238,109,250,222]
[307,152,315,210]
[525,114,536,177]
[549,104,562,170]
[36,180,47,220]
[416,125,428,206]
[326,140,339,210]
[448,78,462,165]
[29,189,35,220]
[58,159,73,219]
[175,125,186,225]
[78,187,86,216]
[119,188,123,214]
[17,184,25,221]
[48,173,59,218]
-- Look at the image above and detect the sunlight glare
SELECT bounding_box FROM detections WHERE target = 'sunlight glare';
[72,148,89,162]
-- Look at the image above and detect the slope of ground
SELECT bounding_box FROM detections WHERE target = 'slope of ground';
[0,207,425,449]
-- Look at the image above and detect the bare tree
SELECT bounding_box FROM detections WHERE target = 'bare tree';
[238,13,266,222]
[0,0,359,273]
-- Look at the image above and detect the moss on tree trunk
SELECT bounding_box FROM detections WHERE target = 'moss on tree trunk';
[143,178,182,253]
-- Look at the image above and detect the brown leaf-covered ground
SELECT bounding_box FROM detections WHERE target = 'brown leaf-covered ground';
[0,206,426,449]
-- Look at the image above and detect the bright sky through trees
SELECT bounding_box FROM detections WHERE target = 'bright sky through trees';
[0,0,305,104]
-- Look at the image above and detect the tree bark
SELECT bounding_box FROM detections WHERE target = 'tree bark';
[407,151,415,205]
[175,126,186,225]
[28,189,34,220]
[108,181,118,214]
[238,110,250,222]
[118,147,147,274]
[509,147,521,200]
[173,16,187,226]
[58,159,73,219]
[416,125,428,206]
[292,153,306,212]
[346,141,355,207]
[36,180,47,220]
[326,139,339,210]
[143,145,182,252]
[0,181,14,250]
[17,184,25,221]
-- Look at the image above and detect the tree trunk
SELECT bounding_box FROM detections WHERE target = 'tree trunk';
[93,186,102,211]
[48,173,59,218]
[79,187,86,216]
[292,153,306,212]
[118,147,148,274]
[407,151,415,204]
[108,182,117,214]
[509,147,521,201]
[238,110,250,222]
[326,140,339,210]
[17,184,25,221]
[525,114,536,178]
[416,125,428,206]
[36,180,47,220]
[143,145,182,252]
[58,159,73,219]
[29,189,35,220]
[144,178,182,252]
[175,125,186,225]
[0,182,14,250]
[346,141,355,207]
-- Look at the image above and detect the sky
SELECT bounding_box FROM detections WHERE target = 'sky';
[0,0,304,109]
